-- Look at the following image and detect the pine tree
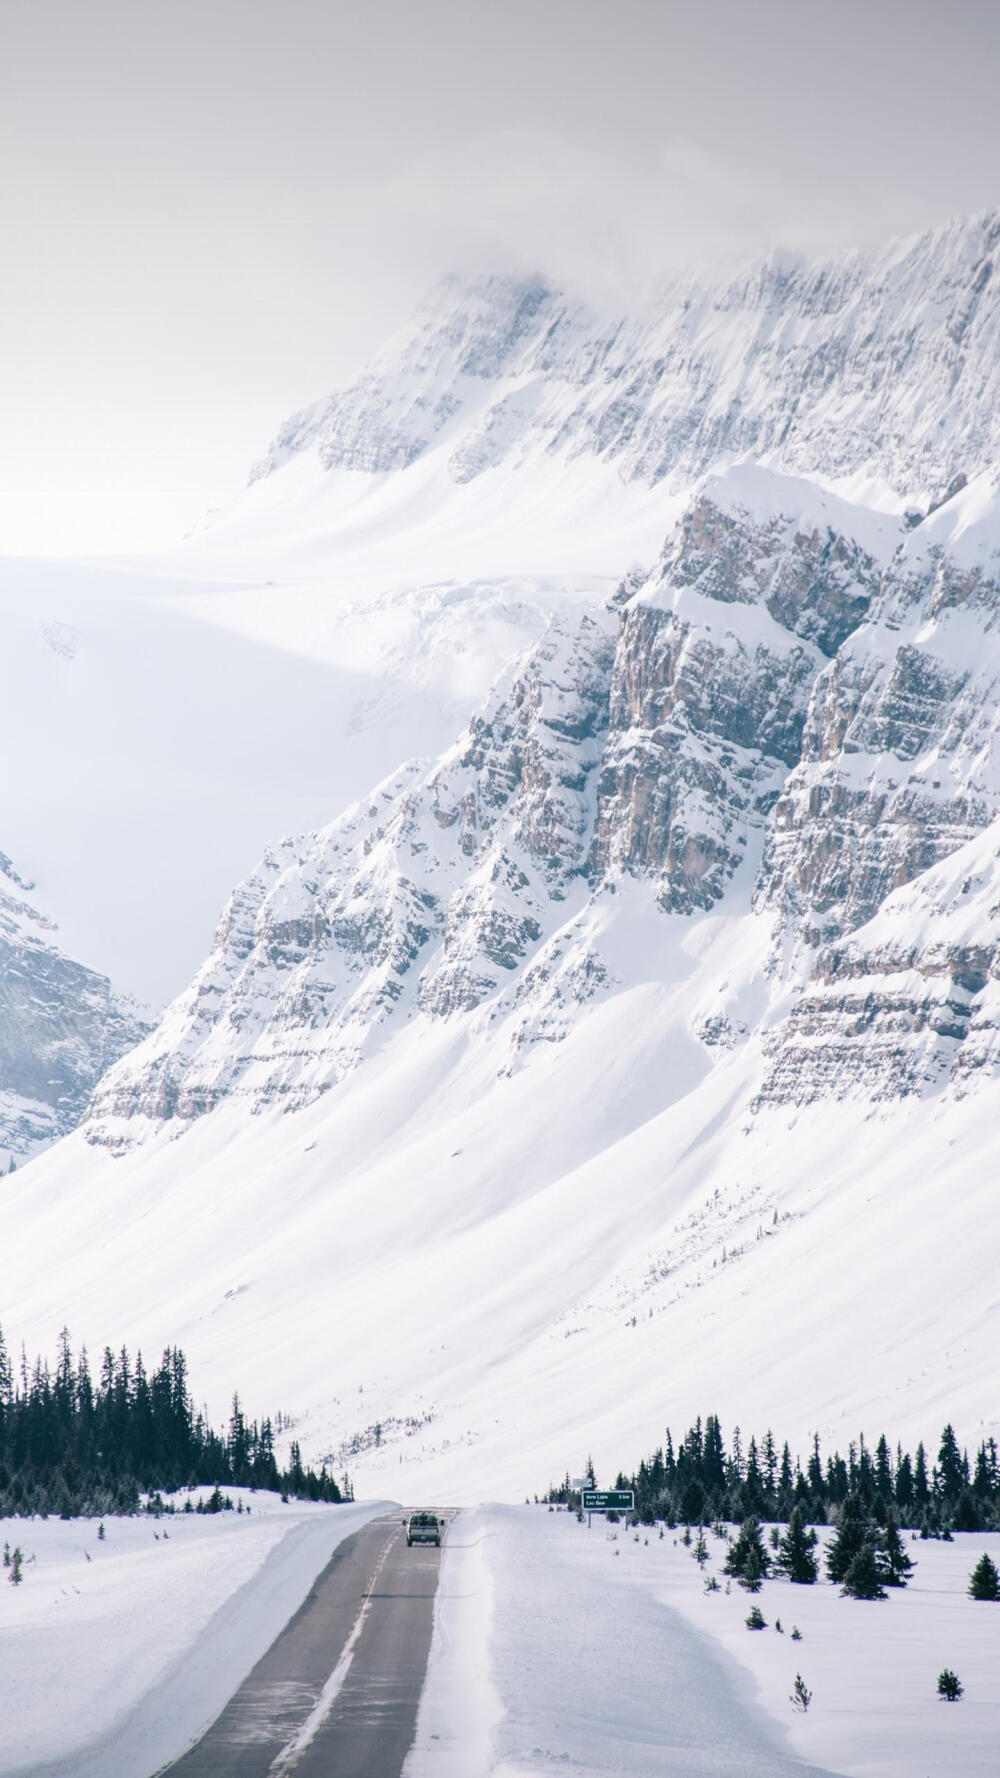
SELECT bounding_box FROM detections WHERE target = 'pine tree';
[968,1553,1000,1601]
[724,1516,770,1591]
[879,1511,914,1587]
[913,1442,930,1509]
[790,1673,812,1712]
[775,1507,818,1583]
[937,1669,963,1701]
[936,1425,964,1503]
[841,1540,887,1600]
[825,1494,870,1584]
[874,1434,894,1502]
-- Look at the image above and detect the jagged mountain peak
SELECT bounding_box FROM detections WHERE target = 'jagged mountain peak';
[233,208,1000,546]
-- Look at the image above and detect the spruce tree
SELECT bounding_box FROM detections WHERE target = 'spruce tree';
[968,1553,1000,1601]
[775,1506,818,1583]
[913,1442,930,1509]
[825,1493,870,1584]
[724,1516,770,1591]
[936,1425,965,1504]
[880,1510,914,1587]
[841,1539,887,1600]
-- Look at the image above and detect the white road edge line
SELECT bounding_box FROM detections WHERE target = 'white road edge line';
[266,1527,398,1775]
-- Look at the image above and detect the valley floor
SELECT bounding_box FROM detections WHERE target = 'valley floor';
[0,1494,383,1777]
[406,1507,1000,1778]
[2,1498,997,1777]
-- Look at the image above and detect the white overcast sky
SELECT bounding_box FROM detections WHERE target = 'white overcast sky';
[4,0,1000,554]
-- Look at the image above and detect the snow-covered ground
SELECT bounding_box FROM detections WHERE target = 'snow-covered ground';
[407,1506,1000,1778]
[0,1493,384,1778]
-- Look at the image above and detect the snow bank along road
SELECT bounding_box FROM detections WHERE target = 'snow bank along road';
[158,1510,449,1778]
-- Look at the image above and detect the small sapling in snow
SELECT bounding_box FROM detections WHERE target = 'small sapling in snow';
[8,1547,23,1585]
[790,1625,802,1641]
[937,1669,963,1701]
[790,1674,812,1712]
[745,1604,767,1630]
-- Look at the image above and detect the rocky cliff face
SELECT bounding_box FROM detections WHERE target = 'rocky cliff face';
[0,854,147,1161]
[92,459,1000,1142]
[251,211,1000,507]
[87,611,617,1137]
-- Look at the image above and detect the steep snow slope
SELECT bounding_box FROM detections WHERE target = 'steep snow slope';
[5,897,998,1504]
[7,463,1000,1499]
[0,852,145,1164]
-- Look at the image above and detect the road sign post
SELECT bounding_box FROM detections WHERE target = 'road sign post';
[581,1487,634,1529]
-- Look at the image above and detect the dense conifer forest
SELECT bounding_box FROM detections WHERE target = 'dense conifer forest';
[0,1327,347,1517]
[551,1414,1000,1536]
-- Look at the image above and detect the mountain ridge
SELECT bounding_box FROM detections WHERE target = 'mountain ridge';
[8,217,1000,1495]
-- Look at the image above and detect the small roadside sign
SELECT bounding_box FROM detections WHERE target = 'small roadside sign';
[581,1488,634,1512]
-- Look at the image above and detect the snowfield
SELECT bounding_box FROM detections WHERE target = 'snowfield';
[407,1507,1000,1778]
[0,1494,383,1778]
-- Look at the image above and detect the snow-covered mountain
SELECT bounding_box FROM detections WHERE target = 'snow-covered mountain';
[215,207,1000,564]
[0,852,146,1164]
[8,212,1000,1498]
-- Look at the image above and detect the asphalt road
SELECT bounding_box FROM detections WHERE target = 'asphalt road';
[159,1511,447,1778]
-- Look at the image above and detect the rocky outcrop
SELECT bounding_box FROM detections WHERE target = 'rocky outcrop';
[0,853,147,1160]
[756,483,1000,948]
[761,821,1000,1102]
[588,471,888,913]
[86,611,617,1140]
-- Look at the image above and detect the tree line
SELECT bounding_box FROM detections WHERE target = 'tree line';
[550,1413,1000,1535]
[0,1326,348,1518]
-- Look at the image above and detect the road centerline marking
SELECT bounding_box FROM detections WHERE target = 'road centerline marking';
[265,1527,398,1774]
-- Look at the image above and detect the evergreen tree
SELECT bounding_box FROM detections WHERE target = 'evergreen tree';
[951,1488,983,1533]
[913,1442,930,1509]
[724,1516,770,1591]
[936,1425,964,1503]
[894,1450,914,1515]
[806,1433,823,1500]
[825,1494,870,1584]
[841,1540,887,1600]
[879,1511,914,1587]
[874,1435,893,1502]
[702,1416,726,1495]
[968,1553,1000,1601]
[775,1507,818,1583]
[762,1429,778,1496]
[790,1674,811,1712]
